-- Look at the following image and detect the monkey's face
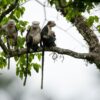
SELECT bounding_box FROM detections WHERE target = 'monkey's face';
[48,21,56,27]
[32,21,40,29]
[7,20,15,29]
[32,24,39,29]
[7,23,15,29]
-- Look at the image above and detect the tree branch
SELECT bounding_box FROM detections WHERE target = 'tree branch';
[9,47,93,61]
[0,37,8,54]
[0,0,19,22]
[74,15,100,52]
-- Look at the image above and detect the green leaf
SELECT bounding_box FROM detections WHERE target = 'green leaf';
[86,16,99,27]
[86,16,95,27]
[14,56,19,61]
[30,53,35,61]
[19,20,28,27]
[16,20,28,33]
[0,57,7,69]
[2,0,7,5]
[17,36,25,48]
[20,71,24,79]
[1,17,9,25]
[15,10,21,18]
[16,67,20,76]
[97,25,100,32]
[20,7,25,15]
[94,16,99,22]
[37,53,42,61]
[33,63,41,73]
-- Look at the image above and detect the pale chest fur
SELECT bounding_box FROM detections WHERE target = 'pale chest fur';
[29,27,41,44]
[47,26,52,36]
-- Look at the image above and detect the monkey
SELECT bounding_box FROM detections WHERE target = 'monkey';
[40,21,56,89]
[2,19,18,69]
[23,21,41,86]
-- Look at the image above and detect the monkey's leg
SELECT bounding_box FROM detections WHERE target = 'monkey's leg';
[13,37,20,56]
[32,44,39,52]
[6,36,11,70]
[46,37,56,47]
[41,47,45,89]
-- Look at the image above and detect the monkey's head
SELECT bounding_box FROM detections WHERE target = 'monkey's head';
[47,21,56,27]
[32,21,40,29]
[7,20,15,28]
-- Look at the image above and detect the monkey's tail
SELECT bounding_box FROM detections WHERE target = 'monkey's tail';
[41,46,45,89]
[8,57,10,69]
[6,36,10,70]
[23,45,28,86]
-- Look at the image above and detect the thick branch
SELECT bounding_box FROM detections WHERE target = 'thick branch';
[9,47,92,60]
[0,0,19,22]
[74,15,100,52]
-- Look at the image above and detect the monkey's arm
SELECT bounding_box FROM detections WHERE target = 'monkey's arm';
[41,26,48,38]
[14,26,18,46]
[26,28,31,42]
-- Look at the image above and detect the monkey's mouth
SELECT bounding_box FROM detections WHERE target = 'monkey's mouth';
[33,27,37,29]
[9,25,13,28]
[51,24,56,27]
[52,24,56,27]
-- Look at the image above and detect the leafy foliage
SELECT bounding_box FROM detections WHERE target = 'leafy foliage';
[0,52,7,69]
[48,0,99,21]
[0,0,100,81]
[0,0,41,80]
[86,16,99,27]
[16,53,41,79]
[97,25,100,32]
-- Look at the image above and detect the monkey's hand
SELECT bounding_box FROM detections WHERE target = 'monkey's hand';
[43,35,49,39]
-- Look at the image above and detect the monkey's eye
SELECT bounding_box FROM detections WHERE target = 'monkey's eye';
[33,26,36,29]
[10,24,14,26]
[33,24,38,26]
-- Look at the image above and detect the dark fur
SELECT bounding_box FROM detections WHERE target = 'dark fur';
[41,21,56,89]
[24,23,41,85]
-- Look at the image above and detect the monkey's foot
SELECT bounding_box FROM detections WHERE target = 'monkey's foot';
[32,46,39,52]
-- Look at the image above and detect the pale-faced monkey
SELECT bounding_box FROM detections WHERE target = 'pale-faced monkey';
[3,19,18,69]
[40,21,56,89]
[23,21,41,86]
